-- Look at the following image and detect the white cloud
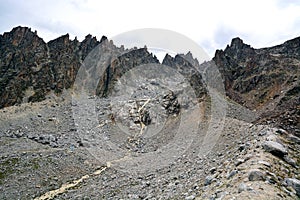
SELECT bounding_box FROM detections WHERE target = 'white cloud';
[0,0,300,57]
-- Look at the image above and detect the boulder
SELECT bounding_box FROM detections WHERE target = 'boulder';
[248,169,265,181]
[284,178,300,197]
[262,141,288,157]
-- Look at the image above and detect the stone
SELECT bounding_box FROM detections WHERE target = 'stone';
[248,169,265,181]
[227,170,238,179]
[283,156,297,168]
[287,135,300,144]
[258,160,271,168]
[204,176,214,186]
[235,158,244,166]
[238,183,247,193]
[266,172,278,184]
[258,130,268,136]
[215,190,227,199]
[266,134,280,143]
[162,91,181,115]
[185,195,196,200]
[262,141,288,157]
[209,167,217,174]
[140,109,151,125]
[238,144,246,151]
[284,178,300,197]
[275,128,288,135]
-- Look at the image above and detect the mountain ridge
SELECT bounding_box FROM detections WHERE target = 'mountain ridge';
[1,26,299,136]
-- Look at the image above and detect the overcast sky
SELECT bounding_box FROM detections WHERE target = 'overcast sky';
[1,0,300,58]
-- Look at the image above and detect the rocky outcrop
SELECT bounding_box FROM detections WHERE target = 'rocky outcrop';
[213,37,300,135]
[96,47,159,97]
[0,26,99,108]
[0,26,49,107]
[0,27,159,108]
[162,53,207,99]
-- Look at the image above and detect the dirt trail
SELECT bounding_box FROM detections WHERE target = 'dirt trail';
[35,166,108,200]
[35,151,133,200]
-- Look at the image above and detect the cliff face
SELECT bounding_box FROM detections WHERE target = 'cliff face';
[96,47,159,97]
[214,37,300,135]
[0,27,159,108]
[0,27,99,108]
[162,52,207,100]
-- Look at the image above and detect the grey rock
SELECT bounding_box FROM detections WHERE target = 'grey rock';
[287,134,300,144]
[262,141,288,157]
[238,183,247,193]
[162,91,180,115]
[227,170,238,179]
[266,134,281,143]
[238,144,246,151]
[284,178,300,197]
[215,190,226,199]
[14,130,24,138]
[209,194,216,200]
[283,156,298,168]
[204,176,214,186]
[258,160,271,168]
[266,171,279,184]
[275,128,288,135]
[185,195,196,200]
[258,129,268,136]
[235,158,244,166]
[209,167,217,174]
[248,169,265,181]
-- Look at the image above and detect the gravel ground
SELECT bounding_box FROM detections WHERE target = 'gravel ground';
[0,90,299,200]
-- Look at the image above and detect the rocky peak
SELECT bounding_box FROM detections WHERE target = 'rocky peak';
[0,27,300,200]
[79,34,100,59]
[185,51,193,59]
[0,26,45,49]
[81,34,98,46]
[162,52,207,99]
[48,34,71,48]
[161,53,174,66]
[0,26,164,108]
[213,36,300,135]
[228,37,247,50]
[100,35,108,43]
[219,37,255,61]
[162,52,198,68]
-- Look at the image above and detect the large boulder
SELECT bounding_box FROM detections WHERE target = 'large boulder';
[262,141,288,157]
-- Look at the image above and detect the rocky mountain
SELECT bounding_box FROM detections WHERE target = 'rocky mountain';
[0,26,299,199]
[214,37,300,136]
[0,26,159,108]
[0,26,90,108]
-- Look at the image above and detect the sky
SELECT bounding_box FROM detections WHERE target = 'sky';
[1,0,300,58]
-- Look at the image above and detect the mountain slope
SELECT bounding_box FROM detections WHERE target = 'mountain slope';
[214,37,300,136]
